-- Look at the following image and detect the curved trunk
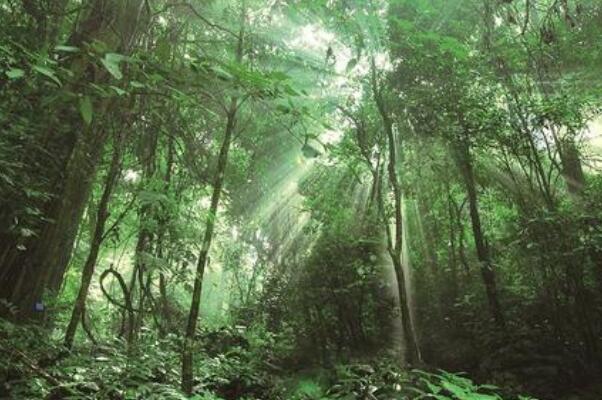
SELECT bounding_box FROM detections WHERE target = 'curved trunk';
[64,132,123,349]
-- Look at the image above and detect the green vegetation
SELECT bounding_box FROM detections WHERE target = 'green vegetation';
[1,0,601,399]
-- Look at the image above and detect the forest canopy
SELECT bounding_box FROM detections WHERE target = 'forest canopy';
[0,0,601,399]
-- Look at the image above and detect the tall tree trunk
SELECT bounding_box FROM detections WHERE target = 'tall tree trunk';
[415,190,439,281]
[0,0,148,321]
[125,111,160,343]
[454,138,505,328]
[17,122,110,320]
[181,99,238,394]
[157,134,175,335]
[64,131,124,349]
[370,62,421,365]
[181,5,245,392]
[445,193,460,301]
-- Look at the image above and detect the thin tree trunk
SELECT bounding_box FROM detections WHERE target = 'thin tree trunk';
[181,5,245,392]
[454,138,505,328]
[415,191,439,280]
[64,132,123,349]
[130,119,159,341]
[181,100,238,394]
[446,194,460,301]
[370,62,421,365]
[157,134,175,335]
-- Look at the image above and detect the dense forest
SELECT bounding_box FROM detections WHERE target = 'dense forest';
[1,0,601,399]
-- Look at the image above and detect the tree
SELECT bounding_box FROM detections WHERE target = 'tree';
[64,131,125,349]
[181,2,246,393]
[0,0,149,320]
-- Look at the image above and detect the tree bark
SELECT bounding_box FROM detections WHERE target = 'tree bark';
[370,62,421,365]
[181,100,238,394]
[181,4,246,392]
[130,111,160,340]
[64,131,123,349]
[0,0,148,321]
[157,134,175,335]
[453,138,505,328]
[17,122,110,320]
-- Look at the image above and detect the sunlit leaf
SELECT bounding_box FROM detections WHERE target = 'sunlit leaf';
[54,45,79,53]
[110,86,127,96]
[101,53,125,80]
[32,65,61,85]
[5,68,24,79]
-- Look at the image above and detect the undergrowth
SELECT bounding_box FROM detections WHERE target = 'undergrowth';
[0,319,538,400]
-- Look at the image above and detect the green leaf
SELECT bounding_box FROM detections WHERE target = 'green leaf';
[5,68,24,79]
[130,81,145,88]
[54,45,79,53]
[421,378,442,394]
[478,384,499,391]
[441,381,466,398]
[101,53,125,80]
[110,86,127,96]
[32,65,61,85]
[79,96,93,125]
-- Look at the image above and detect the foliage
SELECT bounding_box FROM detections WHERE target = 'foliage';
[1,0,602,399]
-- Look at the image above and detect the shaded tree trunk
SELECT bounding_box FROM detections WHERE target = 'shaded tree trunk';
[181,100,238,394]
[0,0,148,321]
[453,138,505,328]
[64,132,124,349]
[18,122,110,320]
[157,134,175,335]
